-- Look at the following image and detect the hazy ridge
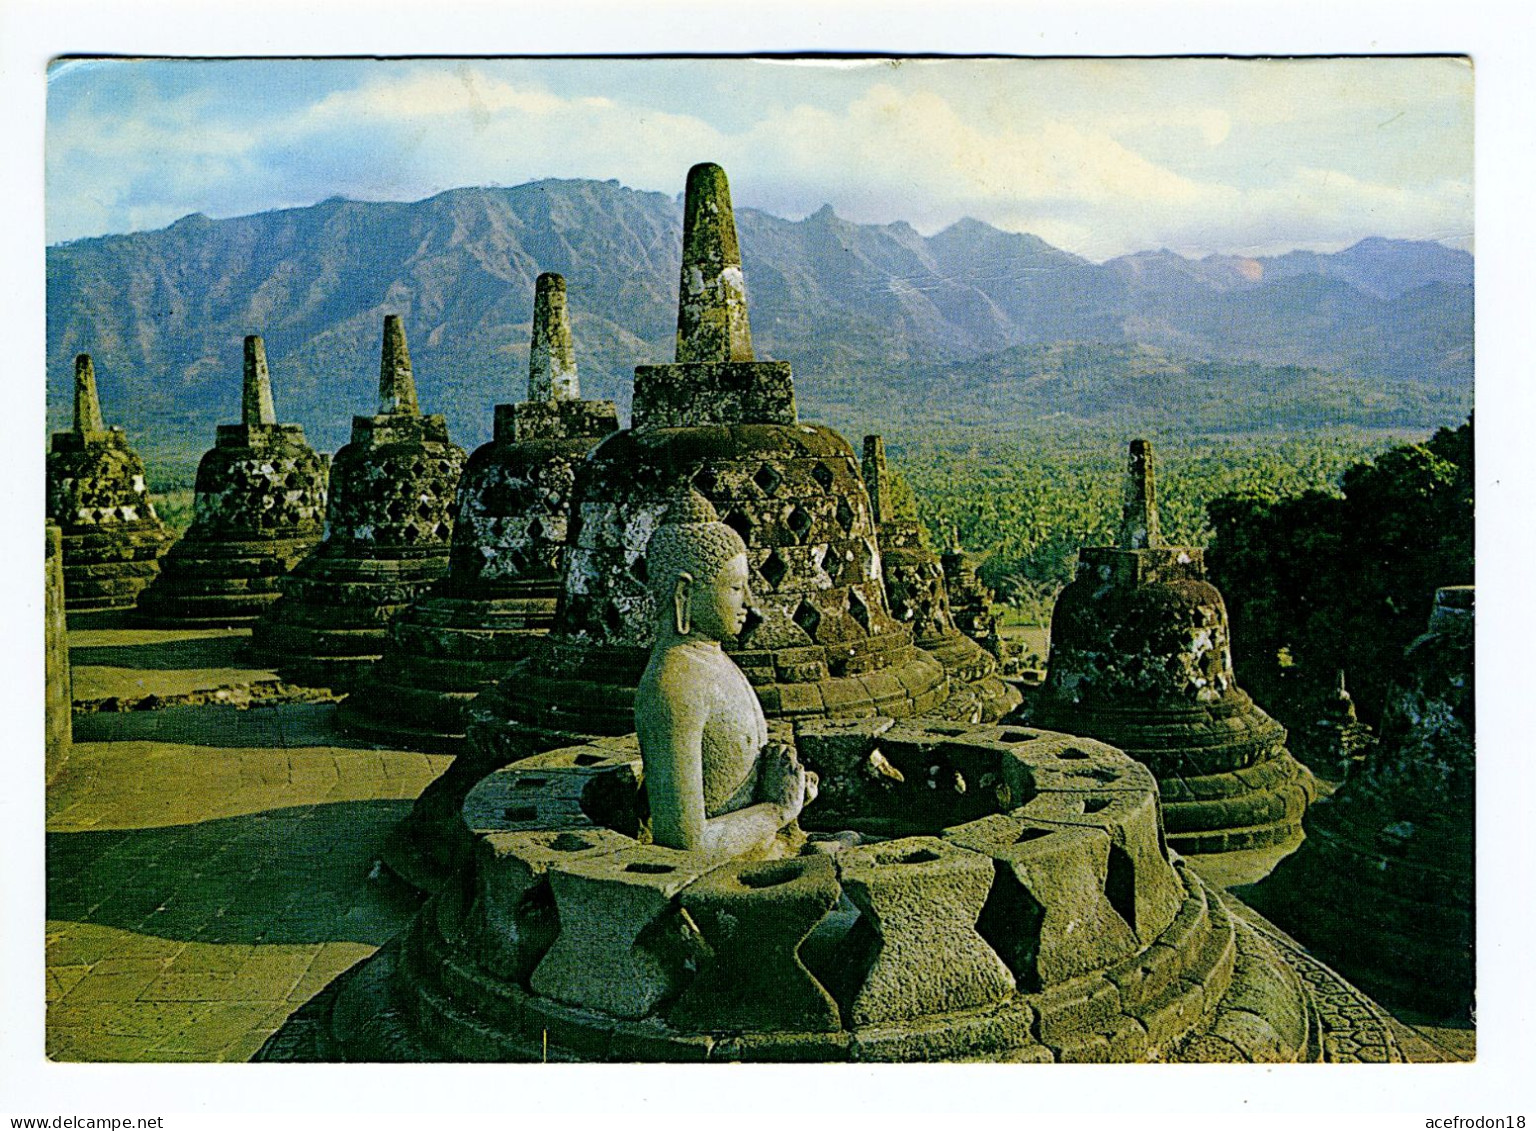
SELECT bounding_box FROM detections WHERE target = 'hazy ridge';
[46,178,1473,466]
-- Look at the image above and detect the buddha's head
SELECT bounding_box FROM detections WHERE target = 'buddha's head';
[646,488,752,643]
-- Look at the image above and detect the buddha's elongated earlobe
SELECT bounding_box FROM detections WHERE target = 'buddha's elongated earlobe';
[673,573,694,636]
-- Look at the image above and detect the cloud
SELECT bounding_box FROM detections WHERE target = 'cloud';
[45,59,1473,261]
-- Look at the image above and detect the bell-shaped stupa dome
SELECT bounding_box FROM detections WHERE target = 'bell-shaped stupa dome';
[468,164,949,763]
[1024,440,1316,868]
[136,336,329,626]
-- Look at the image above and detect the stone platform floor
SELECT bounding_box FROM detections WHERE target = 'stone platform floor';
[66,613,325,710]
[45,623,1474,1063]
[48,694,450,1061]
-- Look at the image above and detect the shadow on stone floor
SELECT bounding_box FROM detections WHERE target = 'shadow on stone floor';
[47,800,426,947]
[71,702,385,752]
[65,609,137,631]
[71,635,264,672]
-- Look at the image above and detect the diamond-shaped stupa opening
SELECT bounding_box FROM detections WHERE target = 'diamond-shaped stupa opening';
[753,463,784,496]
[811,461,835,491]
[692,467,719,498]
[848,589,872,633]
[787,505,814,543]
[792,600,822,637]
[834,498,856,535]
[759,549,789,589]
[724,510,754,544]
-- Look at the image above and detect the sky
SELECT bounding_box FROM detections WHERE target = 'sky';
[45,56,1472,262]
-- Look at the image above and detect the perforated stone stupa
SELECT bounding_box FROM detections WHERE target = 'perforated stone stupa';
[1023,440,1315,864]
[1245,586,1474,1020]
[249,316,466,689]
[861,435,1017,723]
[1286,670,1376,779]
[136,336,328,626]
[939,528,1001,652]
[46,355,173,611]
[468,163,948,760]
[340,274,619,748]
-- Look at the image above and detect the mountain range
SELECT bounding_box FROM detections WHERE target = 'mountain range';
[45,178,1473,472]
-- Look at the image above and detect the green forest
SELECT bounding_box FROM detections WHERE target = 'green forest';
[881,423,1406,622]
[878,416,1472,735]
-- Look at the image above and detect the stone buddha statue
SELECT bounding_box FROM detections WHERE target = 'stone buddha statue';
[637,489,816,857]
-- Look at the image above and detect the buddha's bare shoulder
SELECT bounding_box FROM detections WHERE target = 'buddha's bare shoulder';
[640,643,730,712]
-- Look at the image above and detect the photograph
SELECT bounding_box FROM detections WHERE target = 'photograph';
[11,12,1525,1119]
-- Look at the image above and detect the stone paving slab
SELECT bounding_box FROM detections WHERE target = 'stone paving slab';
[46,700,451,1061]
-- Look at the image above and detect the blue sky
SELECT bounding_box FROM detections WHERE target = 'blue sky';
[47,56,1472,260]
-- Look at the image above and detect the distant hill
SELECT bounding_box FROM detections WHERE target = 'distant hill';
[812,342,1472,437]
[46,178,1473,470]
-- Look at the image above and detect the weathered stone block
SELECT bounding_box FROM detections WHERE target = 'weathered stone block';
[1133,975,1206,1049]
[849,998,1035,1062]
[1033,975,1121,1042]
[632,361,796,431]
[1014,786,1181,944]
[833,837,1013,1025]
[946,818,1139,990]
[45,524,71,782]
[710,1029,852,1063]
[469,827,633,979]
[670,855,843,1034]
[530,845,721,1019]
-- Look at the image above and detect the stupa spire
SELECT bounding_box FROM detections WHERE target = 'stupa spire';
[378,315,420,416]
[528,273,579,402]
[862,434,891,527]
[242,336,278,426]
[675,162,755,364]
[73,354,105,435]
[1118,439,1161,550]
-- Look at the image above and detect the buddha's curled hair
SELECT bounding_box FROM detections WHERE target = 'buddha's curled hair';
[645,486,749,605]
